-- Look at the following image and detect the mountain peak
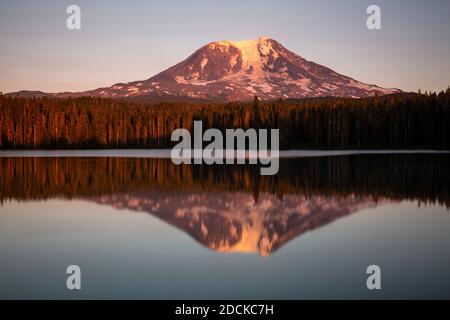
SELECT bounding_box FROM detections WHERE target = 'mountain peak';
[209,36,274,45]
[7,37,401,102]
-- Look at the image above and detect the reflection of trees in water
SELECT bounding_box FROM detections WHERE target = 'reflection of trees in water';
[1,154,449,207]
[1,154,449,255]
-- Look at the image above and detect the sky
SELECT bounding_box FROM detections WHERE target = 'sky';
[0,0,449,93]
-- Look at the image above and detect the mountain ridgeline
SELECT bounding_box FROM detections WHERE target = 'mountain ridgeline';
[0,90,449,150]
[6,37,400,102]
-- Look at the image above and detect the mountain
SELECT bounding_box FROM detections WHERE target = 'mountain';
[95,191,387,256]
[6,37,401,102]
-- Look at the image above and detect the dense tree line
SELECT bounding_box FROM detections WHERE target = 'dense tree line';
[1,155,449,207]
[1,89,449,149]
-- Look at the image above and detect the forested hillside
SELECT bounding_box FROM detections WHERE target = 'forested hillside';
[0,90,449,149]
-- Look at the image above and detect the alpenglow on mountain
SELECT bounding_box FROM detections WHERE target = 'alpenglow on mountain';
[8,37,401,101]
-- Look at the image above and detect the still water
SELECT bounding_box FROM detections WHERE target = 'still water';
[0,152,449,299]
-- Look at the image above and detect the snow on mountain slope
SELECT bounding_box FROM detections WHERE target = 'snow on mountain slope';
[7,37,401,101]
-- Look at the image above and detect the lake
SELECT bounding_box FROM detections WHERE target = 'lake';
[0,151,449,299]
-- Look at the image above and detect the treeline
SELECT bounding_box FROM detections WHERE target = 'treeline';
[0,89,449,149]
[1,155,449,207]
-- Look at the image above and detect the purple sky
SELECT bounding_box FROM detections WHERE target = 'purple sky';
[1,0,449,93]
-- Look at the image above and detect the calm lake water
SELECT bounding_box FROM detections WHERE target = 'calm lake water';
[0,152,449,299]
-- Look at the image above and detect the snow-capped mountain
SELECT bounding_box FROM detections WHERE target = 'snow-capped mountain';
[95,191,387,256]
[7,37,401,101]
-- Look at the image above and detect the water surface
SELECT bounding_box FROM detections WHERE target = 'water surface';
[0,153,449,299]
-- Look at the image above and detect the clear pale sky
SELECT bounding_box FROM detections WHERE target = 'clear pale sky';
[1,0,449,93]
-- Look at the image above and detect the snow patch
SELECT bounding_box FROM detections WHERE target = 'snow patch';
[200,57,208,72]
[127,87,140,94]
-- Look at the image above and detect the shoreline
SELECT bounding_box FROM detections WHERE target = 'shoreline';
[0,149,449,158]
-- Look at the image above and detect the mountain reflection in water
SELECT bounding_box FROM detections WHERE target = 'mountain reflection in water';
[1,154,449,256]
[96,192,382,256]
